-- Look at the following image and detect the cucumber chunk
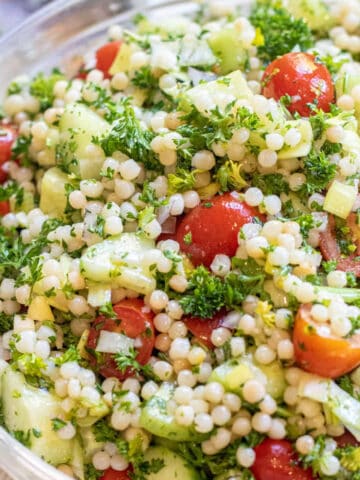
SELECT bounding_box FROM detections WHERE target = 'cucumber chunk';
[39,166,73,219]
[80,233,157,295]
[208,28,248,74]
[79,426,104,463]
[181,70,253,116]
[1,368,75,465]
[285,0,335,32]
[59,103,110,179]
[143,446,200,480]
[140,383,206,442]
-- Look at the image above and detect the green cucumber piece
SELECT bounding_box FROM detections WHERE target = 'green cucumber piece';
[285,0,335,32]
[208,28,248,74]
[39,166,73,219]
[140,383,206,442]
[59,103,110,179]
[143,446,200,480]
[1,368,74,465]
[80,233,156,295]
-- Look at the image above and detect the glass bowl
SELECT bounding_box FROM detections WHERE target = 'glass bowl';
[0,0,246,478]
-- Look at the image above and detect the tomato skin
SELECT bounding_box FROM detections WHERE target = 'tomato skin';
[293,304,360,378]
[100,468,132,480]
[0,124,17,183]
[262,52,334,117]
[336,431,360,447]
[320,214,360,276]
[87,299,155,380]
[175,193,265,267]
[95,41,122,78]
[184,309,228,349]
[0,201,10,216]
[251,439,314,480]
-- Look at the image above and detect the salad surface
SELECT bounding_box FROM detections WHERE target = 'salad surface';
[1,1,360,479]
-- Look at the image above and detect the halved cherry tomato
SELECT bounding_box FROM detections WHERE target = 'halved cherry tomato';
[175,193,265,267]
[262,52,334,117]
[320,214,360,276]
[0,201,10,216]
[87,299,155,380]
[0,124,17,183]
[100,468,132,480]
[184,309,228,349]
[251,439,314,480]
[336,431,360,447]
[293,304,360,378]
[95,41,122,78]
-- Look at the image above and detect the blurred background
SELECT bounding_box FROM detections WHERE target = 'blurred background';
[0,0,52,34]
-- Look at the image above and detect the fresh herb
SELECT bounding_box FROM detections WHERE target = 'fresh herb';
[168,168,198,194]
[54,345,80,366]
[251,173,289,196]
[335,445,360,473]
[322,259,337,273]
[337,375,360,400]
[99,98,162,172]
[183,232,192,245]
[115,346,157,380]
[132,66,159,105]
[300,150,337,196]
[250,2,313,63]
[11,135,32,166]
[93,418,119,443]
[7,81,22,95]
[85,464,103,480]
[51,418,67,432]
[139,182,167,208]
[29,70,64,111]
[215,160,247,192]
[12,430,32,448]
[0,312,13,335]
[99,302,117,319]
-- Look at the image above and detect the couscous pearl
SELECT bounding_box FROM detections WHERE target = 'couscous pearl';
[175,405,194,426]
[266,133,284,151]
[210,428,231,450]
[211,405,231,426]
[320,455,340,476]
[310,304,329,323]
[252,412,271,433]
[174,386,193,405]
[210,327,231,347]
[242,379,266,403]
[236,447,255,468]
[92,451,111,471]
[110,454,129,472]
[195,413,214,433]
[57,422,76,440]
[255,345,276,365]
[327,270,347,288]
[204,382,224,404]
[192,150,216,170]
[277,339,294,360]
[245,187,264,206]
[264,195,282,215]
[232,416,252,436]
[337,94,355,110]
[296,435,315,455]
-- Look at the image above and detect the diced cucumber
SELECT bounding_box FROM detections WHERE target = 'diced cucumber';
[285,0,335,32]
[140,383,207,442]
[324,180,357,219]
[209,358,266,394]
[208,28,248,75]
[335,67,360,130]
[80,233,157,295]
[1,368,75,465]
[79,426,104,463]
[27,296,54,322]
[109,43,132,75]
[39,166,73,219]
[71,439,85,480]
[10,190,34,213]
[0,360,7,397]
[143,446,200,480]
[256,361,286,400]
[180,70,253,116]
[87,284,112,308]
[59,103,110,179]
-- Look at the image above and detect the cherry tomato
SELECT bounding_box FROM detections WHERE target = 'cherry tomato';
[184,309,228,349]
[320,213,360,276]
[95,41,122,78]
[87,299,155,380]
[251,439,314,480]
[100,468,132,480]
[293,304,360,378]
[0,201,10,216]
[262,52,334,117]
[0,124,17,183]
[336,431,360,448]
[175,193,265,267]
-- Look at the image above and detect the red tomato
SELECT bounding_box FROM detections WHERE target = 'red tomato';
[175,193,265,267]
[262,52,334,116]
[293,304,360,378]
[320,213,360,276]
[100,468,132,480]
[184,309,229,349]
[251,439,314,480]
[87,299,155,380]
[0,201,10,216]
[336,431,360,448]
[95,41,122,78]
[0,124,17,183]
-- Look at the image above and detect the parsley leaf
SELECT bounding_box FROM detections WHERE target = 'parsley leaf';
[29,70,64,111]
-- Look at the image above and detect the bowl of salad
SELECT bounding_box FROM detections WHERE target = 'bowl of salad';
[1,0,360,479]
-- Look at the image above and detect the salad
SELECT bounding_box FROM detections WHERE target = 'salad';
[1,0,360,479]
